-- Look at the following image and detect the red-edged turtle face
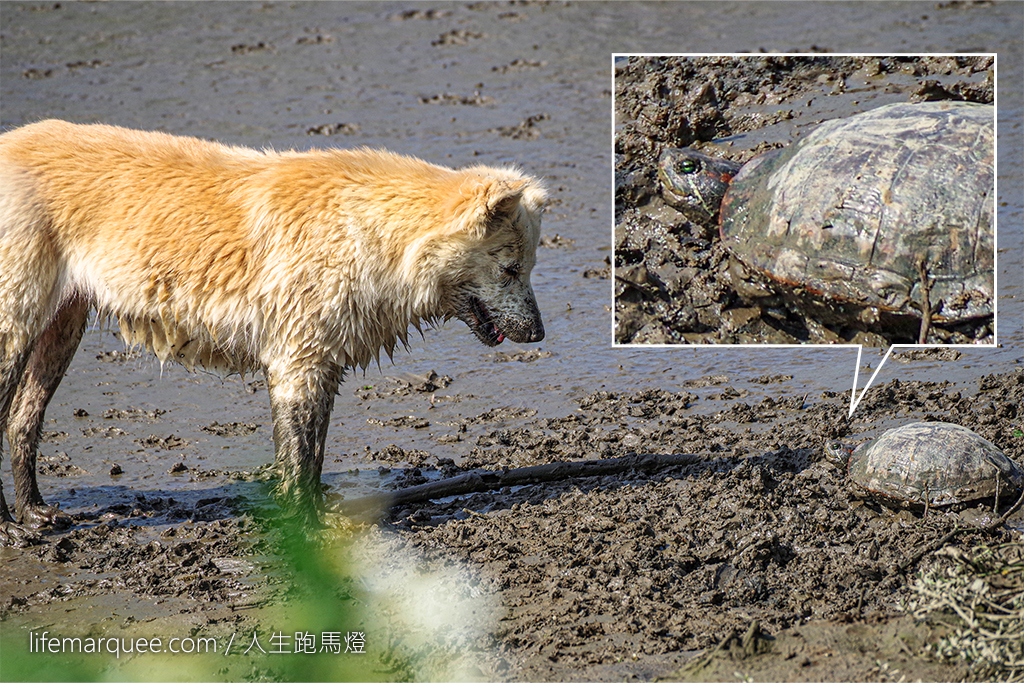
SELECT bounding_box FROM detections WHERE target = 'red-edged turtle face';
[823,441,855,468]
[657,148,742,225]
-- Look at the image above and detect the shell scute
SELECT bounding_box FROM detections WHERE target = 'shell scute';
[720,102,994,323]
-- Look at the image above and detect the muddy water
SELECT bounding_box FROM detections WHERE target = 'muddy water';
[1,2,1023,680]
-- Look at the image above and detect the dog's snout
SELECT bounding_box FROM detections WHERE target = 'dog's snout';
[524,296,544,342]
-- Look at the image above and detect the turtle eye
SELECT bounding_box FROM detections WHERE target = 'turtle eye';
[679,158,700,174]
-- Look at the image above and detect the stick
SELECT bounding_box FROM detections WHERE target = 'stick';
[917,256,934,344]
[987,484,1024,532]
[334,452,701,515]
[895,486,1024,575]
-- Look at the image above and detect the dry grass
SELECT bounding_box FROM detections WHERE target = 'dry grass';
[906,543,1024,682]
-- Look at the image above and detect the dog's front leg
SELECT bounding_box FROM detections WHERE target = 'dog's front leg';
[0,486,39,547]
[266,365,340,527]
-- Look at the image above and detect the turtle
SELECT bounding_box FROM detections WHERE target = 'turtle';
[824,421,1023,508]
[657,101,994,329]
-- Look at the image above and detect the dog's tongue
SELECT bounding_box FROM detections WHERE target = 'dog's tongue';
[494,325,505,344]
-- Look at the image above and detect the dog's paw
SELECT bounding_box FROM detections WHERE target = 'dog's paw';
[0,520,43,548]
[20,503,73,531]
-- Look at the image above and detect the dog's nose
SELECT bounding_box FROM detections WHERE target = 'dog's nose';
[528,321,544,342]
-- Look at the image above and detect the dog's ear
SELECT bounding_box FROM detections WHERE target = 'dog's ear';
[447,178,523,237]
[485,179,527,220]
[448,174,543,238]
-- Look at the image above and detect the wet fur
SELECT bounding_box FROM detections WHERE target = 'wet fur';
[0,120,546,539]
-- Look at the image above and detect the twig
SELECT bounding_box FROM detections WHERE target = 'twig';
[684,620,763,673]
[995,473,1001,517]
[896,486,1024,575]
[988,485,1024,532]
[685,627,737,672]
[917,256,934,344]
[335,453,701,515]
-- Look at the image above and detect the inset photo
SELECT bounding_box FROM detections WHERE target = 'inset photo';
[613,54,995,347]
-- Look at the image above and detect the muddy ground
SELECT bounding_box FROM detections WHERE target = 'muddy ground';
[614,55,995,346]
[2,2,1023,682]
[3,363,1023,681]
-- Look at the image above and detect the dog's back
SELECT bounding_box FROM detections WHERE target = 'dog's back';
[1,121,545,371]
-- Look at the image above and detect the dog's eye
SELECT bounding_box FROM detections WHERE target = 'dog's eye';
[501,263,521,285]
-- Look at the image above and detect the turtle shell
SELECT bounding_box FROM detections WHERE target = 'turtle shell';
[846,421,1022,506]
[720,101,994,323]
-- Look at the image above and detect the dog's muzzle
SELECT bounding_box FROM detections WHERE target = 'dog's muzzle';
[463,296,544,346]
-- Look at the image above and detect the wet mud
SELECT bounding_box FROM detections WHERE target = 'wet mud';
[386,367,1024,681]
[3,368,1024,681]
[614,55,995,346]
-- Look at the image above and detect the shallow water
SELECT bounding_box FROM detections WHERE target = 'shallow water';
[1,0,1022,507]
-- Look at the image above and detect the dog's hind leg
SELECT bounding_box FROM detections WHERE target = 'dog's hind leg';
[267,365,341,528]
[1,165,68,544]
[6,294,89,529]
[0,345,36,546]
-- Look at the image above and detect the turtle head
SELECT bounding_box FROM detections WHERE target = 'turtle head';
[823,441,854,468]
[657,148,742,225]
